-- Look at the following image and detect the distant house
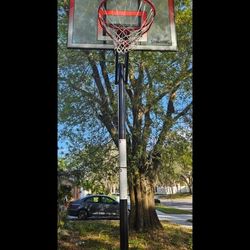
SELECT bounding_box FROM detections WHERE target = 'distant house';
[62,182,87,201]
[155,185,191,195]
[58,172,83,201]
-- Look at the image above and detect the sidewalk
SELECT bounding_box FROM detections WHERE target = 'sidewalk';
[156,209,192,227]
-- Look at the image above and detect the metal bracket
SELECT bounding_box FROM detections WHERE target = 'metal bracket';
[115,52,129,85]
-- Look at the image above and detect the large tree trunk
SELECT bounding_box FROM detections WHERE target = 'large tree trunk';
[181,175,193,194]
[176,183,179,193]
[128,172,162,231]
[170,185,174,195]
[128,178,136,229]
[188,182,192,194]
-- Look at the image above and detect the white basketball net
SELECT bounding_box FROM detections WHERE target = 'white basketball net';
[98,0,156,54]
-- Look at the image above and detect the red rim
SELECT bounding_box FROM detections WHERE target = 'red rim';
[98,0,156,37]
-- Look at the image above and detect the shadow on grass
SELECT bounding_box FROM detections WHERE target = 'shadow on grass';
[58,239,119,250]
[59,220,192,250]
[69,220,120,232]
[63,220,120,247]
[162,222,192,249]
[81,238,120,250]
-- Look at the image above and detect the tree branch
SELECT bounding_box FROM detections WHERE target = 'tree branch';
[143,69,192,115]
[173,101,192,122]
[70,83,102,105]
[142,111,152,152]
[152,101,192,158]
[85,51,108,105]
[100,51,115,107]
[98,114,118,148]
[83,52,119,147]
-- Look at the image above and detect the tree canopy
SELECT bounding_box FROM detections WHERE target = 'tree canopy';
[58,0,192,231]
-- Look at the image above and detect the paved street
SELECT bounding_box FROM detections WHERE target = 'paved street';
[159,198,192,211]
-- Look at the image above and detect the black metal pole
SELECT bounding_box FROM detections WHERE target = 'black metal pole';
[118,62,128,250]
[125,53,129,84]
[115,51,119,84]
[119,63,126,138]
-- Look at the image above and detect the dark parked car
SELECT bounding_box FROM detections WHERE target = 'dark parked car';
[67,195,119,220]
[154,198,161,204]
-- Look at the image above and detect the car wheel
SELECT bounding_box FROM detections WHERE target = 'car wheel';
[78,210,88,220]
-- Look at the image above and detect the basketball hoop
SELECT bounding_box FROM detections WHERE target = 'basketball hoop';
[98,0,156,54]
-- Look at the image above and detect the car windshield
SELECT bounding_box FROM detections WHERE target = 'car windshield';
[71,200,81,204]
[101,197,115,203]
[85,196,100,203]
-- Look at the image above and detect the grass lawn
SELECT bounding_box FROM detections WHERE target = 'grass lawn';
[155,204,192,214]
[58,220,192,250]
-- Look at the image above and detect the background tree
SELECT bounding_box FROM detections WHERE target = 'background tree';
[58,142,119,195]
[158,128,192,194]
[58,0,192,231]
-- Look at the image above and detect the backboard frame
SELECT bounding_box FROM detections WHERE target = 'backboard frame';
[68,0,177,51]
